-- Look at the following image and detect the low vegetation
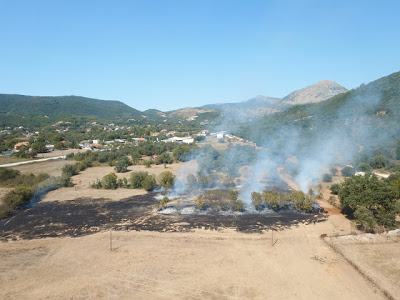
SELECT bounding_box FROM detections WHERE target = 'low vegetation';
[251,189,316,212]
[195,189,244,212]
[0,168,51,218]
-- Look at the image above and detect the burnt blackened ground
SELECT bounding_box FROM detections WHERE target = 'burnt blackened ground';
[0,193,325,241]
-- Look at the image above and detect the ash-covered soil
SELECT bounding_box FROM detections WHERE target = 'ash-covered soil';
[0,192,324,241]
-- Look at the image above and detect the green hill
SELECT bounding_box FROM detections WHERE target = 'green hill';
[0,94,145,127]
[234,71,400,158]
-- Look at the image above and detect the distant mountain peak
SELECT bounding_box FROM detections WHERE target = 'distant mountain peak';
[282,80,347,105]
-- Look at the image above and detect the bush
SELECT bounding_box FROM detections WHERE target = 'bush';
[65,153,75,160]
[142,175,156,191]
[158,171,175,189]
[330,183,341,195]
[57,175,73,187]
[115,156,130,173]
[232,199,245,211]
[0,168,20,182]
[90,179,102,189]
[143,160,152,168]
[322,173,332,182]
[160,196,169,208]
[130,171,149,188]
[2,187,34,209]
[101,172,118,189]
[358,163,372,172]
[251,192,263,207]
[341,166,355,177]
[62,164,78,177]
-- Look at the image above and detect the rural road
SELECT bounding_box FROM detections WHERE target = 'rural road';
[0,156,66,168]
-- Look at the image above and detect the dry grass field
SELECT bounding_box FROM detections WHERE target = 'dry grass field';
[326,234,400,300]
[10,159,75,177]
[0,215,387,300]
[0,158,398,299]
[42,162,185,203]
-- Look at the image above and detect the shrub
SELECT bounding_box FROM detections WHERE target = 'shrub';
[232,199,245,211]
[130,171,149,188]
[142,175,156,191]
[101,172,118,189]
[65,153,75,160]
[143,160,152,168]
[57,175,73,187]
[251,191,263,207]
[341,166,355,177]
[115,156,130,173]
[90,179,102,189]
[158,171,175,189]
[160,196,169,208]
[62,164,78,177]
[328,196,337,207]
[358,162,372,172]
[2,187,34,209]
[322,173,332,182]
[0,168,21,182]
[330,183,341,195]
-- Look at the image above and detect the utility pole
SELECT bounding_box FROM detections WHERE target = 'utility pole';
[110,228,113,251]
[271,227,277,246]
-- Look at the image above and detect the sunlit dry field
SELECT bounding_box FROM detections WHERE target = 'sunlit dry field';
[0,158,397,299]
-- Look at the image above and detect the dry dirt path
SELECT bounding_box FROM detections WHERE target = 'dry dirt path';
[0,156,65,168]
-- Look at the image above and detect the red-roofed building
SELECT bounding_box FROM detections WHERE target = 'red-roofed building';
[14,141,29,151]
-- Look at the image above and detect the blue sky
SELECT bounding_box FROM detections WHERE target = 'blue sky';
[1,0,400,111]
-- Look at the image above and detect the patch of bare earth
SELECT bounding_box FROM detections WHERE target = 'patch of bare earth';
[0,215,386,299]
[42,162,184,203]
[326,234,400,300]
[10,159,75,177]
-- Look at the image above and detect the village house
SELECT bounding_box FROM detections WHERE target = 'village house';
[13,141,29,151]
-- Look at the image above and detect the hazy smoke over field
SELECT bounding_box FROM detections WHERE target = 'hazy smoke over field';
[171,79,396,203]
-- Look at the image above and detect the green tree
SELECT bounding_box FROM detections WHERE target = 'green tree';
[158,171,175,189]
[322,173,332,182]
[330,183,341,195]
[358,163,372,172]
[290,191,313,212]
[142,175,156,191]
[129,171,148,188]
[354,207,376,231]
[251,191,263,207]
[101,172,118,189]
[131,150,142,164]
[339,173,398,228]
[341,166,355,177]
[54,141,64,150]
[31,141,47,153]
[114,156,130,173]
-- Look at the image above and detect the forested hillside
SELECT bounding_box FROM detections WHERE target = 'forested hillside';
[0,95,145,127]
[234,71,400,159]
